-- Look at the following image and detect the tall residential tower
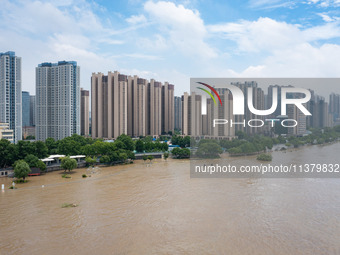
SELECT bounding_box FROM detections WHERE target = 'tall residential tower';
[81,88,90,136]
[0,51,22,143]
[36,61,80,141]
[91,71,128,139]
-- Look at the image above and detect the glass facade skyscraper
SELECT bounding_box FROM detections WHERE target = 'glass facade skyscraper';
[22,91,30,127]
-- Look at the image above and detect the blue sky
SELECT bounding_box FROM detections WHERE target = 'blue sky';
[1,0,340,97]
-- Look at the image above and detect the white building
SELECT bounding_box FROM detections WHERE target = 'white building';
[0,123,14,143]
[0,51,22,143]
[36,61,80,141]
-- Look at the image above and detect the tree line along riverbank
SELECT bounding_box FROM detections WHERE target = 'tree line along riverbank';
[1,126,340,182]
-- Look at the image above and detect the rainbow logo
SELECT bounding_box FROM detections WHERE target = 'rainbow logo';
[196,82,222,106]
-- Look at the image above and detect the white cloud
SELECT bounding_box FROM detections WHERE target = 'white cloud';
[209,17,340,53]
[317,12,340,22]
[209,18,303,53]
[232,43,340,78]
[207,16,340,96]
[0,0,123,93]
[1,0,340,98]
[144,1,217,58]
[306,0,340,7]
[318,13,335,22]
[248,0,296,9]
[137,34,168,51]
[126,14,147,24]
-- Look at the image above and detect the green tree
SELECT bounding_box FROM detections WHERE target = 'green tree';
[147,155,154,164]
[257,153,272,161]
[61,157,78,172]
[236,131,247,140]
[85,156,97,167]
[127,151,135,160]
[162,142,169,151]
[183,136,191,147]
[45,137,58,154]
[99,155,110,164]
[181,148,190,158]
[171,148,190,159]
[24,154,40,168]
[196,142,223,158]
[228,147,242,155]
[142,155,148,163]
[13,160,31,181]
[58,137,81,156]
[135,140,144,152]
[163,152,169,160]
[37,160,47,172]
[82,144,96,157]
[171,147,181,158]
[119,152,128,163]
[17,140,36,159]
[34,141,49,159]
[0,139,17,168]
[117,134,135,151]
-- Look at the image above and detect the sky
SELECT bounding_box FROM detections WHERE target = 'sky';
[1,0,340,98]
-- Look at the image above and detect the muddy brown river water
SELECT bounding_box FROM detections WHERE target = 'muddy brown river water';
[1,143,340,255]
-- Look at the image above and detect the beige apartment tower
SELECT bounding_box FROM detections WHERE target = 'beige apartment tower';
[92,71,175,139]
[182,92,202,136]
[91,71,127,139]
[161,82,174,134]
[81,88,90,136]
[204,91,235,138]
[146,79,162,136]
[127,76,147,137]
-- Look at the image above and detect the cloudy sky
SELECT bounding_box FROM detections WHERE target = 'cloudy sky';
[1,0,340,98]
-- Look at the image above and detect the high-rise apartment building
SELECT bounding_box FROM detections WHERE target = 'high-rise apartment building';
[182,92,202,136]
[231,81,265,135]
[204,90,235,138]
[91,71,175,139]
[0,51,22,143]
[161,82,174,135]
[174,96,182,132]
[287,105,306,135]
[30,95,35,126]
[307,94,331,128]
[127,76,147,137]
[91,71,127,139]
[22,91,30,127]
[146,79,162,136]
[329,93,340,123]
[36,61,80,141]
[81,88,90,136]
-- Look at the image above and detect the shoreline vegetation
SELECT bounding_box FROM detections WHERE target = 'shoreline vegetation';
[177,125,340,159]
[1,126,339,182]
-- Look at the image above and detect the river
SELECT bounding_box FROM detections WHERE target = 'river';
[1,143,340,254]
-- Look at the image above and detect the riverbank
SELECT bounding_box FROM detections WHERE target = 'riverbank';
[0,158,175,190]
[1,142,340,255]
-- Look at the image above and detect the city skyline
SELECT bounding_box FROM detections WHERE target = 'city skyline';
[1,0,340,99]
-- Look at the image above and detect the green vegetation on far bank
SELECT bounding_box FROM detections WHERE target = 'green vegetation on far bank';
[257,153,272,161]
[220,126,340,156]
[171,147,190,159]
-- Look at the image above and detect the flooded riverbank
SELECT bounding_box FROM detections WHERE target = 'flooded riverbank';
[1,143,340,254]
